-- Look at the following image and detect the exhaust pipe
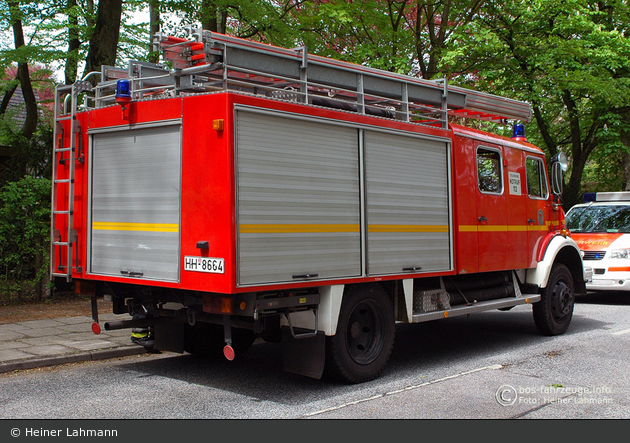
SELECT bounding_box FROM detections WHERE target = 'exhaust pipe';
[104,317,171,331]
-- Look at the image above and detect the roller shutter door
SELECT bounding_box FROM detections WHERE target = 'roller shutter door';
[365,130,451,275]
[90,125,182,282]
[236,111,361,285]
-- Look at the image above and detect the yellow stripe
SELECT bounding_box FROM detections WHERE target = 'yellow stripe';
[527,225,550,231]
[478,225,508,232]
[508,225,528,232]
[239,224,360,233]
[239,224,449,234]
[459,223,552,233]
[368,224,449,233]
[92,222,179,233]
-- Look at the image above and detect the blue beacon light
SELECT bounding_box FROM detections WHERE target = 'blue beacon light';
[115,79,131,108]
[512,123,527,141]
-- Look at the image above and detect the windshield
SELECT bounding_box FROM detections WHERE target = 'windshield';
[566,205,630,233]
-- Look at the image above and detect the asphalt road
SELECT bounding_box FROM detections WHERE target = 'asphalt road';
[0,292,628,421]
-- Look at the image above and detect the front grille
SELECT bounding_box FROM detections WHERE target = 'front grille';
[583,251,606,260]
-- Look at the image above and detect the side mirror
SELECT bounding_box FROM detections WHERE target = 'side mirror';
[550,152,567,198]
[551,162,563,195]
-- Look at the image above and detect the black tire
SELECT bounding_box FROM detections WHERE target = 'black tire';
[184,322,256,358]
[533,263,575,336]
[325,284,395,384]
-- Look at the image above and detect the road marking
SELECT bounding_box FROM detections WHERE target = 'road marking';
[301,364,503,418]
[612,328,630,336]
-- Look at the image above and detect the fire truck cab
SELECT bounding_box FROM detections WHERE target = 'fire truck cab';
[51,29,586,383]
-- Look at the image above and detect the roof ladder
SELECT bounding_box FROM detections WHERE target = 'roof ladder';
[146,28,532,125]
[50,81,91,281]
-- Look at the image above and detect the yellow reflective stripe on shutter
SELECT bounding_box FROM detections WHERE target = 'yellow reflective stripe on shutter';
[92,222,179,232]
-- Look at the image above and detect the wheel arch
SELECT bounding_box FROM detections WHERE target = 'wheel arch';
[525,234,587,295]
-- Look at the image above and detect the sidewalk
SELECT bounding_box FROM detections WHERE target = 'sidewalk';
[0,312,148,374]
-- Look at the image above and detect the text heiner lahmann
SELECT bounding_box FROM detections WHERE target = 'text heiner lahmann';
[25,427,118,437]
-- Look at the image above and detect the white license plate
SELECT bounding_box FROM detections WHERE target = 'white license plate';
[184,256,225,274]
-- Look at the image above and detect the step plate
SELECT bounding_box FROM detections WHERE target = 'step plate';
[411,294,541,323]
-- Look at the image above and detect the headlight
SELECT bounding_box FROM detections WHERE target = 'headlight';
[609,249,630,259]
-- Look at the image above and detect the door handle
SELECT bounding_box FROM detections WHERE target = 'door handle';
[527,218,535,225]
[478,216,488,224]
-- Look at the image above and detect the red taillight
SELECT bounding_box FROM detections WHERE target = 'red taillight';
[91,322,101,335]
[223,345,235,361]
[203,295,233,314]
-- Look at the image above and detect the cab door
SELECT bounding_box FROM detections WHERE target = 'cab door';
[504,148,528,269]
[524,155,550,267]
[476,145,508,271]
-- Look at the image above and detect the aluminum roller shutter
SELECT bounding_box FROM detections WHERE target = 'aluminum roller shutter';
[236,111,361,285]
[365,130,451,275]
[90,125,182,282]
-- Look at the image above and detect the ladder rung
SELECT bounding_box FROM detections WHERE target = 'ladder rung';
[56,115,72,121]
[53,210,70,214]
[54,179,71,184]
[53,241,69,246]
[51,272,70,277]
[55,147,71,153]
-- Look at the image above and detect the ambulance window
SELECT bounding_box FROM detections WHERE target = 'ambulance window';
[566,205,630,233]
[526,157,548,199]
[477,147,502,194]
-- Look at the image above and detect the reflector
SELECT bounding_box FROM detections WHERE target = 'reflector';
[224,345,235,361]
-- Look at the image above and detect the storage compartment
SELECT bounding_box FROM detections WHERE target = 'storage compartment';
[89,124,182,282]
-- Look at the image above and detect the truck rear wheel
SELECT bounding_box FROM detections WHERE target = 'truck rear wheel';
[184,322,255,358]
[533,263,575,336]
[325,284,395,384]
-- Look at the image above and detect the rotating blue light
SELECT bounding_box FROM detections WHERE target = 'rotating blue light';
[512,123,526,140]
[115,79,131,107]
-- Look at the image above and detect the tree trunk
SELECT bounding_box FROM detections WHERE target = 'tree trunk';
[622,112,630,191]
[148,0,161,63]
[201,0,227,33]
[7,0,38,139]
[0,77,18,115]
[65,0,81,84]
[83,0,123,78]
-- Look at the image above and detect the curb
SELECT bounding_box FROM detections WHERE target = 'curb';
[0,346,148,374]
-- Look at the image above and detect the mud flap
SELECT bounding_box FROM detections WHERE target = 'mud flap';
[154,322,184,353]
[281,326,325,379]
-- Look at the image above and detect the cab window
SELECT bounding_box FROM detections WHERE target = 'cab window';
[477,147,502,194]
[526,157,548,199]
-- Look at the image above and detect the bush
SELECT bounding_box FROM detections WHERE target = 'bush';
[0,176,52,304]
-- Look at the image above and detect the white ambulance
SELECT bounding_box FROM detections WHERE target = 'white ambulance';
[565,192,630,292]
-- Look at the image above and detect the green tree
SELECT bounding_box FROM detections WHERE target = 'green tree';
[293,0,483,78]
[443,0,630,208]
[0,176,51,302]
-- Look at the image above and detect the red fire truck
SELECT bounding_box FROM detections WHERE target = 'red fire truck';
[51,29,586,383]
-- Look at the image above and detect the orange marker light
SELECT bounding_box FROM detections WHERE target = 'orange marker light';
[221,297,232,314]
[212,119,224,131]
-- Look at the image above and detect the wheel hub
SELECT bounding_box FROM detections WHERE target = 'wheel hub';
[551,281,573,317]
[346,301,383,364]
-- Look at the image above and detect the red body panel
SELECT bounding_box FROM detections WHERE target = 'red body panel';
[450,124,558,274]
[52,93,560,295]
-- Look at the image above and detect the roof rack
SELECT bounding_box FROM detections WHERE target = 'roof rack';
[88,28,532,128]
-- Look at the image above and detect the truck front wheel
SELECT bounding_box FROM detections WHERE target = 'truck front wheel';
[533,263,575,336]
[325,284,395,384]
